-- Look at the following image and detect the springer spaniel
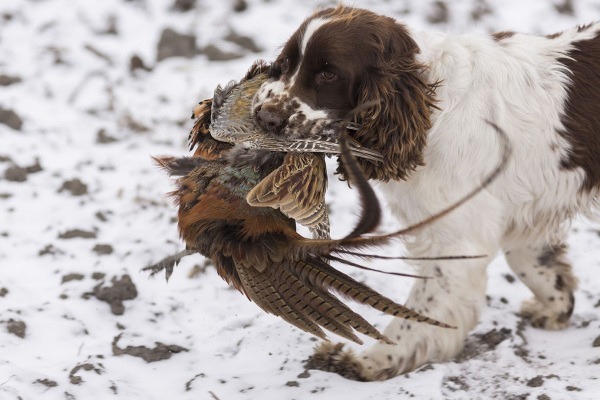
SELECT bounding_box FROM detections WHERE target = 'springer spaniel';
[251,6,600,380]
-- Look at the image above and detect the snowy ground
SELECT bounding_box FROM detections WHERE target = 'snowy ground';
[1,0,600,399]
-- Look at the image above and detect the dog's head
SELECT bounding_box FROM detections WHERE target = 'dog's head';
[252,5,436,181]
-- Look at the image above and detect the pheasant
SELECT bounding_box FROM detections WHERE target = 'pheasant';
[145,61,510,344]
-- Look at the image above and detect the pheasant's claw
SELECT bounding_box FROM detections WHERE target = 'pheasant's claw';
[143,249,195,282]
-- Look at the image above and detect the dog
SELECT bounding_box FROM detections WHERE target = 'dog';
[251,5,600,380]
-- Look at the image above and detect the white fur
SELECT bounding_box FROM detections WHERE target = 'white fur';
[354,23,600,379]
[255,15,600,380]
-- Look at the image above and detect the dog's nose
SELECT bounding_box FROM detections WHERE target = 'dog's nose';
[256,109,283,134]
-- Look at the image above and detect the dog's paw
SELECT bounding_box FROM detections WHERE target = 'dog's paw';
[305,343,367,381]
[305,342,406,381]
[520,294,574,330]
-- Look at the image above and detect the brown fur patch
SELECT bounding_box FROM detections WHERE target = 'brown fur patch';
[315,7,436,181]
[556,30,600,191]
[492,31,515,41]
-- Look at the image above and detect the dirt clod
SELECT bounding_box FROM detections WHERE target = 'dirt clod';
[0,74,22,86]
[428,1,449,24]
[527,375,544,387]
[0,287,8,297]
[62,273,85,283]
[69,362,103,384]
[112,333,188,362]
[59,229,97,239]
[172,0,196,12]
[593,335,600,347]
[6,319,26,338]
[0,107,23,130]
[4,164,27,182]
[201,44,243,61]
[92,275,138,315]
[92,244,114,255]
[96,128,118,144]
[156,28,196,61]
[36,378,58,388]
[59,178,88,196]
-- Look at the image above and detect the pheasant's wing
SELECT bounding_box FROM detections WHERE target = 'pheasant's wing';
[246,153,330,238]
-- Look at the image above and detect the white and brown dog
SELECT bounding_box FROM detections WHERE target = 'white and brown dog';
[251,5,600,380]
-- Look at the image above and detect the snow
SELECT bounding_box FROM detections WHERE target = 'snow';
[1,0,599,399]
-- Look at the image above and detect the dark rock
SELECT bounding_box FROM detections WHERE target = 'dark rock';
[69,363,103,385]
[527,375,544,387]
[0,287,7,297]
[92,275,138,315]
[92,244,114,255]
[172,0,196,12]
[6,319,26,338]
[25,159,42,174]
[62,273,85,283]
[59,229,97,239]
[4,164,27,182]
[554,0,574,15]
[566,386,582,392]
[201,44,243,61]
[471,0,493,21]
[233,0,247,12]
[593,335,600,347]
[0,107,23,130]
[129,55,151,73]
[95,211,109,222]
[0,75,22,86]
[59,178,88,196]
[285,381,299,387]
[91,272,106,280]
[537,395,551,400]
[156,28,197,62]
[36,378,58,388]
[224,31,262,53]
[39,244,64,256]
[297,370,310,378]
[96,128,118,144]
[428,1,449,24]
[112,333,188,362]
[121,113,149,133]
[445,376,469,391]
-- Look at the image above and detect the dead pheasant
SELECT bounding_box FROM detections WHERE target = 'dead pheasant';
[188,61,380,239]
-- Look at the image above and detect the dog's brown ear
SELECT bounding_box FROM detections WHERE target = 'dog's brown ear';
[342,21,436,182]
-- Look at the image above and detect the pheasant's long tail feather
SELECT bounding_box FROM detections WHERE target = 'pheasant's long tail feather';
[236,262,328,341]
[290,258,454,329]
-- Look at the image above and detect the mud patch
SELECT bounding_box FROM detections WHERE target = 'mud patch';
[59,229,97,240]
[112,333,188,362]
[5,319,27,338]
[59,178,89,196]
[36,378,58,388]
[69,362,104,384]
[92,244,114,255]
[90,275,137,315]
[62,273,85,284]
[456,327,513,362]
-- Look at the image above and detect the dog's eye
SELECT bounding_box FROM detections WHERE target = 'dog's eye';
[319,70,337,82]
[280,57,290,74]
